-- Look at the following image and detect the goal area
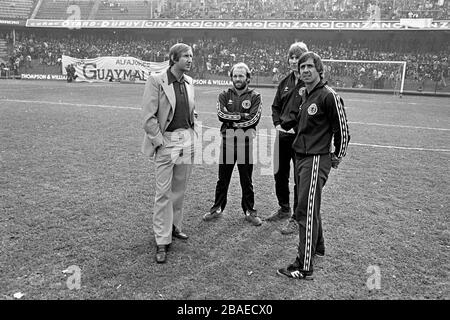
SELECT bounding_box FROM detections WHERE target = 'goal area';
[322,59,407,96]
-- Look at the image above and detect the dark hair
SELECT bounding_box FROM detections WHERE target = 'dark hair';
[298,51,324,79]
[169,43,192,66]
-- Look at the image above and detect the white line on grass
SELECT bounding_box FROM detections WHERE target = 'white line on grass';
[197,111,449,131]
[201,124,450,153]
[347,121,450,131]
[196,89,420,106]
[2,98,449,153]
[200,89,225,94]
[348,142,450,153]
[1,98,139,110]
[198,110,355,118]
[345,98,418,105]
[3,99,448,132]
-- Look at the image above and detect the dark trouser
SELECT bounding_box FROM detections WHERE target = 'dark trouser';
[293,154,331,272]
[210,136,255,215]
[274,131,297,213]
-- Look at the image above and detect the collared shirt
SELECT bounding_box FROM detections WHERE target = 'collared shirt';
[166,68,192,132]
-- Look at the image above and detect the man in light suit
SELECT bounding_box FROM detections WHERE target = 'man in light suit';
[141,43,197,264]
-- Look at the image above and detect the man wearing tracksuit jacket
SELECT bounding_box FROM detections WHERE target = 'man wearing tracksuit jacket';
[267,42,308,237]
[203,62,263,226]
[278,51,350,279]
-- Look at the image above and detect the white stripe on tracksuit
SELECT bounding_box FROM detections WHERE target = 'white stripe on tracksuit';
[303,155,320,271]
[234,101,262,129]
[217,101,241,121]
[326,85,349,158]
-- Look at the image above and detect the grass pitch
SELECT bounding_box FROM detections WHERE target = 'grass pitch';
[0,80,449,300]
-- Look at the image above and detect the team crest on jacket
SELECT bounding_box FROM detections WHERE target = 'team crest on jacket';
[242,100,251,109]
[307,104,318,115]
[298,87,306,96]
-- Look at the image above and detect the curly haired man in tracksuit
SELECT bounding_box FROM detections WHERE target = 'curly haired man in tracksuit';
[203,62,263,226]
[277,51,350,279]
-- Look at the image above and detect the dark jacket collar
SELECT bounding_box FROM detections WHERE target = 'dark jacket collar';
[306,80,327,95]
[167,67,191,85]
[229,86,253,96]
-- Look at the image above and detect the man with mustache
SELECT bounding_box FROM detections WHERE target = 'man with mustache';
[203,62,263,226]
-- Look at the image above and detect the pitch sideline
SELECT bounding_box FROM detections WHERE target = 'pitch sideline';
[2,98,449,153]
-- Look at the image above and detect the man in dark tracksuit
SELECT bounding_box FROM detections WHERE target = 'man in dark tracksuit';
[278,51,350,279]
[267,42,308,236]
[203,62,263,226]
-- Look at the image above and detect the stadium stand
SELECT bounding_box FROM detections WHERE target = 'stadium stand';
[94,0,154,20]
[5,29,448,92]
[34,0,94,19]
[0,0,448,93]
[0,0,36,19]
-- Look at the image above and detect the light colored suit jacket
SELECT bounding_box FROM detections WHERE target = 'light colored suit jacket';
[141,69,197,157]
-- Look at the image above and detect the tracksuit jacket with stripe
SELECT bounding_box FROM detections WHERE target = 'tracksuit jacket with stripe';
[291,80,350,274]
[216,87,262,134]
[292,80,350,157]
[210,86,262,215]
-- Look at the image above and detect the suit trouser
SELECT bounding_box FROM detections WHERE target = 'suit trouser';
[293,154,331,272]
[210,136,256,214]
[153,129,194,246]
[273,130,298,213]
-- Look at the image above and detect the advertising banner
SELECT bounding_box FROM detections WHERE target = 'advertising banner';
[26,19,450,30]
[192,79,233,86]
[62,55,169,83]
[0,19,26,26]
[21,73,66,80]
[399,18,433,29]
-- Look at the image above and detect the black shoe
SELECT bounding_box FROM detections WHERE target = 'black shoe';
[280,218,298,234]
[315,250,325,257]
[277,259,313,280]
[203,209,222,221]
[265,208,290,222]
[155,245,168,264]
[244,210,262,226]
[172,225,189,240]
[315,244,325,257]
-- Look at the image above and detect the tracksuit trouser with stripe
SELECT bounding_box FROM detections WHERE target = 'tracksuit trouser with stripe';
[293,153,331,272]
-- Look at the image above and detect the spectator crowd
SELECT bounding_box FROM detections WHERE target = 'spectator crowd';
[5,29,448,90]
[23,0,450,20]
[100,0,448,20]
